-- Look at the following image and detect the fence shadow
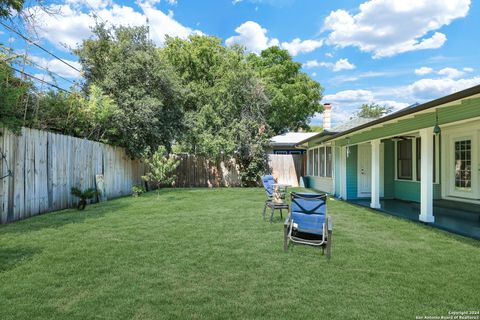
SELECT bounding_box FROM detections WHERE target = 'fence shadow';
[0,246,42,273]
[0,201,129,236]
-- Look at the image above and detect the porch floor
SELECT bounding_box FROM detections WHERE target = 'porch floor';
[348,199,480,240]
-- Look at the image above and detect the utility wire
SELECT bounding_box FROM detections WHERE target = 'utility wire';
[0,20,81,73]
[1,43,76,85]
[8,64,72,93]
[22,58,75,84]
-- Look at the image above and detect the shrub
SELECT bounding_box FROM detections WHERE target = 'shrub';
[132,185,146,197]
[71,187,98,210]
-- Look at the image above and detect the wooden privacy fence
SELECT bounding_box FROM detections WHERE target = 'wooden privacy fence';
[171,154,303,188]
[0,127,145,224]
[171,154,241,188]
[268,154,305,187]
[0,127,304,224]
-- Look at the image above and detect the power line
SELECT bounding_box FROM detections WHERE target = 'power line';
[8,65,72,93]
[1,43,76,85]
[0,20,82,73]
[23,58,76,84]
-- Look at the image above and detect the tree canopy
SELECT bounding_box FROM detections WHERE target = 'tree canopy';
[356,103,393,118]
[74,24,185,158]
[2,25,324,185]
[247,46,323,133]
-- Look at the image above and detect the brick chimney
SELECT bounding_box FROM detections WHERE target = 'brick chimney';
[323,103,332,131]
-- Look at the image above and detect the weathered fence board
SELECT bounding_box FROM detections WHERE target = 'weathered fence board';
[169,154,242,188]
[0,128,146,224]
[268,154,305,187]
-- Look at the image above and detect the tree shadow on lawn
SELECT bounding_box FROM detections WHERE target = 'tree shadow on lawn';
[0,201,130,236]
[0,246,41,273]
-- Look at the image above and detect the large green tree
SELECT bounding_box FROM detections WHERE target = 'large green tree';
[247,46,323,133]
[161,36,271,185]
[75,24,184,157]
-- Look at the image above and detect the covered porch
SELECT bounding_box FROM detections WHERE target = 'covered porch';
[349,198,480,239]
[334,100,480,239]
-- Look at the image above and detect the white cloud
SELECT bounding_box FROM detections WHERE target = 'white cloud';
[34,73,54,83]
[323,0,470,58]
[415,67,434,75]
[319,89,410,124]
[407,76,480,100]
[323,89,376,107]
[225,21,278,54]
[30,55,81,78]
[30,1,201,50]
[303,60,320,69]
[437,67,464,79]
[65,0,111,9]
[331,58,355,71]
[330,71,387,83]
[376,100,410,111]
[311,72,317,77]
[463,67,474,73]
[303,58,355,72]
[226,21,321,56]
[280,38,322,56]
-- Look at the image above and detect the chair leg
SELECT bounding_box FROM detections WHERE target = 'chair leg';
[283,223,289,252]
[270,206,275,223]
[280,209,283,219]
[326,230,332,260]
[263,203,267,221]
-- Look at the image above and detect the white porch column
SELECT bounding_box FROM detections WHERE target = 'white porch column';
[370,139,381,209]
[420,128,435,223]
[340,146,347,200]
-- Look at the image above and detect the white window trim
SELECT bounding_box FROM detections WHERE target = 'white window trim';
[307,146,333,178]
[394,137,440,184]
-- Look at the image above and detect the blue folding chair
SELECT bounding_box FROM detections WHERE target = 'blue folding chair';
[284,192,333,259]
[261,175,288,222]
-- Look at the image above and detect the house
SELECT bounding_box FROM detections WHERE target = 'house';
[298,86,480,239]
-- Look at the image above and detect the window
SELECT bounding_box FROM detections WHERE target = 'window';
[308,149,314,175]
[308,146,333,177]
[454,140,471,189]
[319,147,325,177]
[397,139,412,180]
[325,147,332,177]
[416,137,437,182]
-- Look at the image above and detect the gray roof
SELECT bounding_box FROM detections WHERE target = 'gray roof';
[329,117,377,133]
[270,132,320,146]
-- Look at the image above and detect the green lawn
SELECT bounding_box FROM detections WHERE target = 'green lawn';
[1,188,479,320]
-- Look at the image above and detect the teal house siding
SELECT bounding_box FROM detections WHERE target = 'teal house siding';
[346,145,358,199]
[393,181,441,202]
[393,181,420,201]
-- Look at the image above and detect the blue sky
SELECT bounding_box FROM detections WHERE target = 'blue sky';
[1,0,479,126]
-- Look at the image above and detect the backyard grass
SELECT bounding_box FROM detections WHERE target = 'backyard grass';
[1,188,479,320]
